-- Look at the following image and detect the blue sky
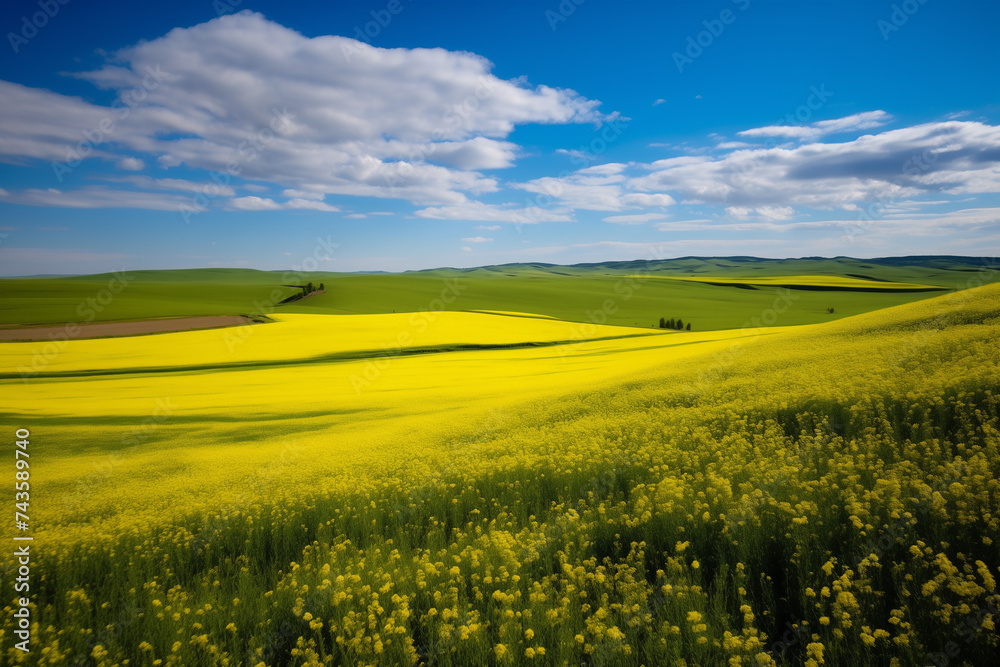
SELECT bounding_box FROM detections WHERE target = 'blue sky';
[1,0,998,275]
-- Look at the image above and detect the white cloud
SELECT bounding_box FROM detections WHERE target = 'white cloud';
[0,186,190,211]
[461,236,493,243]
[475,224,500,230]
[756,206,795,220]
[738,110,893,141]
[285,198,339,212]
[602,213,667,225]
[515,167,674,212]
[0,81,116,162]
[281,189,325,200]
[229,196,281,211]
[653,98,666,106]
[343,210,393,219]
[628,120,1000,209]
[578,163,628,176]
[116,156,144,170]
[415,201,572,223]
[621,193,675,207]
[651,207,1000,237]
[228,196,339,212]
[652,219,713,231]
[0,11,608,209]
[724,206,794,221]
[101,175,235,196]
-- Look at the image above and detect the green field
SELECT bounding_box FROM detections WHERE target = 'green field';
[1,256,998,666]
[1,256,994,332]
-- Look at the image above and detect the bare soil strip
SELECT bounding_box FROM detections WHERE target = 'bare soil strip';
[0,315,254,341]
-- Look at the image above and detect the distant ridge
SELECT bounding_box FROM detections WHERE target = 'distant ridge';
[1,255,994,280]
[412,255,997,274]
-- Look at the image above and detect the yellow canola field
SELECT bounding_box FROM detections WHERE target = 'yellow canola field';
[1,285,997,667]
[2,311,757,541]
[631,274,941,289]
[1,310,659,375]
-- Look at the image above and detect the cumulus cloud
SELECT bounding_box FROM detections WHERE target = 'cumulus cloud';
[3,18,998,237]
[494,118,1000,229]
[738,110,894,140]
[628,120,1000,210]
[0,11,608,209]
[515,165,674,212]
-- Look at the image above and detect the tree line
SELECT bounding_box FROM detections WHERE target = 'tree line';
[299,282,324,297]
[279,282,325,305]
[658,317,691,331]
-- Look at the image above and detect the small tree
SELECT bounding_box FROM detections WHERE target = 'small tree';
[676,318,684,330]
[319,283,325,291]
[686,322,691,331]
[307,282,314,293]
[668,318,675,329]
[659,317,667,329]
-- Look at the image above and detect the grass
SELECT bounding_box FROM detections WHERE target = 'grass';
[1,256,995,331]
[1,281,998,666]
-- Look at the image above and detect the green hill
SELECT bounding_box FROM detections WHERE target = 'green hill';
[0,256,994,331]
